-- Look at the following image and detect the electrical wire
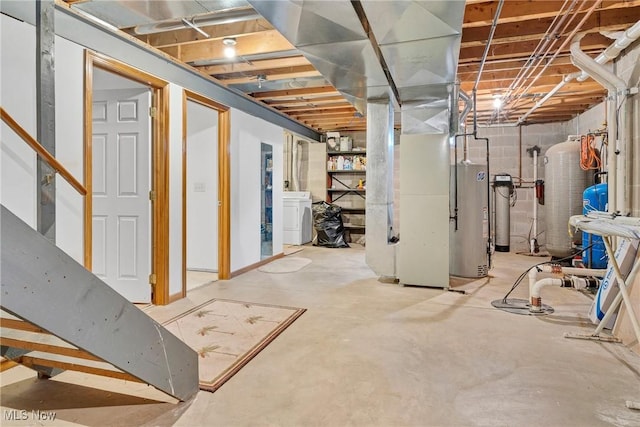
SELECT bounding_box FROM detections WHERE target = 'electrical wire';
[500,244,596,304]
[580,134,601,170]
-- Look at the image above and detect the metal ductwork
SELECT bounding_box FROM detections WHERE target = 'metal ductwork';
[134,8,261,35]
[67,0,253,29]
[247,0,465,124]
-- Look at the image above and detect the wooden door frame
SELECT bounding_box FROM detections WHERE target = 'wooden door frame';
[181,90,231,299]
[83,50,171,305]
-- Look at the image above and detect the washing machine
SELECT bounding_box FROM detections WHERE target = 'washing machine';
[283,191,312,245]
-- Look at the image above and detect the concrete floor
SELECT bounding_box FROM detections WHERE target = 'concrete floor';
[1,245,640,426]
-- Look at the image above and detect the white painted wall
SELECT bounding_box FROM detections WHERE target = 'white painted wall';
[186,99,218,271]
[1,14,84,261]
[1,14,287,301]
[1,15,39,229]
[55,36,86,263]
[169,84,184,297]
[230,109,284,272]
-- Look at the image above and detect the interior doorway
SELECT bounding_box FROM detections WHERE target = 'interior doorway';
[92,71,152,302]
[182,90,231,297]
[84,51,171,305]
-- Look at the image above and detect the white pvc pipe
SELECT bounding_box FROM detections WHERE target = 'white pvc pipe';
[538,265,607,277]
[576,21,640,82]
[518,73,580,124]
[527,264,607,311]
[570,33,629,217]
[531,149,538,253]
[530,278,564,312]
[292,139,299,191]
[531,278,564,299]
[518,20,640,126]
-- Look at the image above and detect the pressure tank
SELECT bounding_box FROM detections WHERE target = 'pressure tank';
[450,163,489,278]
[544,137,590,258]
[582,183,608,268]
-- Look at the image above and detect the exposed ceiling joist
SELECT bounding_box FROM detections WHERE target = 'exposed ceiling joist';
[63,0,640,131]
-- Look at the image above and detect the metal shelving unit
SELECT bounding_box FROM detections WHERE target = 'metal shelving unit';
[326,147,366,241]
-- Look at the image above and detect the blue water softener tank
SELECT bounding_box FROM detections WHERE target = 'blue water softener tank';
[582,183,608,268]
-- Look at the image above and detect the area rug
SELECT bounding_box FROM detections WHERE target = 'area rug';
[162,298,305,392]
[258,257,312,273]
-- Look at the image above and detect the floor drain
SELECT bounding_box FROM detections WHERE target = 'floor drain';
[491,298,554,316]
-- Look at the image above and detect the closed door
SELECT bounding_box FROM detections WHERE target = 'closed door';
[92,88,151,302]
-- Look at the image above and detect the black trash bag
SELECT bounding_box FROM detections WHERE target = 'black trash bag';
[312,201,349,248]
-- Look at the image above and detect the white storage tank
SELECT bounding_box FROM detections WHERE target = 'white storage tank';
[450,163,489,278]
[544,136,590,258]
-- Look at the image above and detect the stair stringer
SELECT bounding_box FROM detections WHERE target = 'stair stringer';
[0,205,199,401]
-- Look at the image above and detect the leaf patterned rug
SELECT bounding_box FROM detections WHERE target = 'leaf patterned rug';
[162,299,305,392]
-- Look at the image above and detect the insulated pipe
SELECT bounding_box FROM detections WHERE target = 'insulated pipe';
[571,33,628,216]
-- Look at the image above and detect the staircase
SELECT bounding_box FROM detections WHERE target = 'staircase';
[1,205,199,401]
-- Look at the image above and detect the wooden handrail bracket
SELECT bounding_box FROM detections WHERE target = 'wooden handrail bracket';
[0,107,87,196]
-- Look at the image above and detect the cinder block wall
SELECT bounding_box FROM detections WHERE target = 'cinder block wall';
[457,123,571,253]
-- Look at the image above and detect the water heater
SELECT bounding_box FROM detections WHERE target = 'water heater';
[450,163,489,278]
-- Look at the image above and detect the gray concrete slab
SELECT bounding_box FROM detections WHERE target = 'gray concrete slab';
[1,247,639,426]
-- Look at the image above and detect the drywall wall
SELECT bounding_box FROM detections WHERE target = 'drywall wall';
[230,109,284,272]
[186,99,219,272]
[169,84,183,297]
[1,13,286,301]
[0,14,84,262]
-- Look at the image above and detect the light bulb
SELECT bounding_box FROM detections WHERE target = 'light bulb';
[224,45,236,58]
[222,38,237,59]
[493,96,502,109]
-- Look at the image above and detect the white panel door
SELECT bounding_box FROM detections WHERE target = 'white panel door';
[92,89,151,302]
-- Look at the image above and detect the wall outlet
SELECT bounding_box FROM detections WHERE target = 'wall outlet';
[194,182,206,192]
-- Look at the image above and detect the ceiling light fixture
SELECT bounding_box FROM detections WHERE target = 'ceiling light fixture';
[223,38,237,59]
[256,74,267,89]
[493,95,503,109]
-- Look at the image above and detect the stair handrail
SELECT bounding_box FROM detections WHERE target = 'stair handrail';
[1,107,86,196]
